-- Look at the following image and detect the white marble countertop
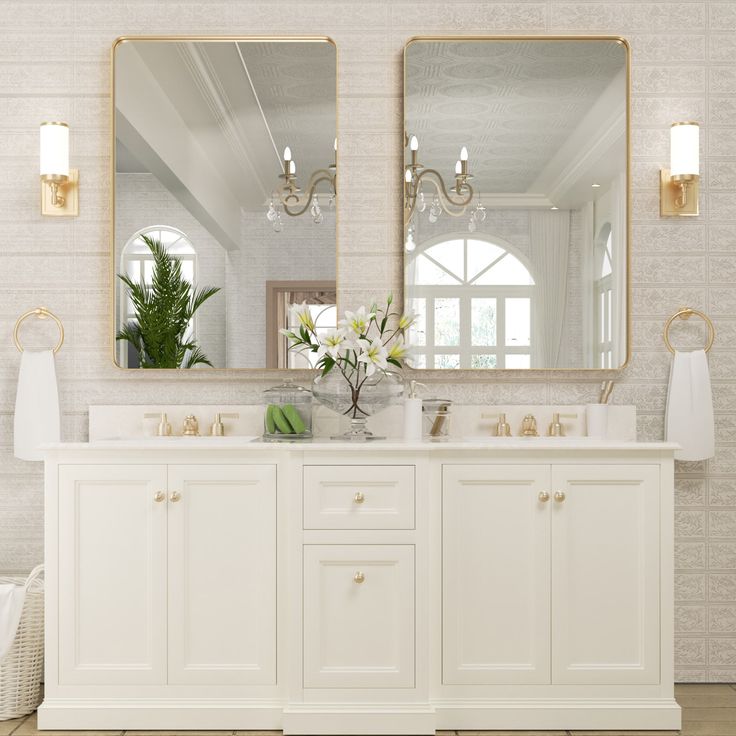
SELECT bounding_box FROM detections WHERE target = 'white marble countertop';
[44,437,679,452]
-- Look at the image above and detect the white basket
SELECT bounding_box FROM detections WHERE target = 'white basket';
[0,565,44,721]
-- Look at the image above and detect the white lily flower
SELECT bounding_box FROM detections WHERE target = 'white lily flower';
[317,329,349,360]
[356,337,388,376]
[398,311,418,330]
[387,337,412,362]
[339,305,375,336]
[289,301,316,332]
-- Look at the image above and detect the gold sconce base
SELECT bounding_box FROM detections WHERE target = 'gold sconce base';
[41,168,79,217]
[660,169,698,217]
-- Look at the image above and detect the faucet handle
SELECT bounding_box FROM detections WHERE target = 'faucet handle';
[144,412,171,437]
[211,412,240,436]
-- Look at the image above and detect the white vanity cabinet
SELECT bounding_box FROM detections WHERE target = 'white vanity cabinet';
[55,462,276,689]
[442,463,660,688]
[42,440,680,734]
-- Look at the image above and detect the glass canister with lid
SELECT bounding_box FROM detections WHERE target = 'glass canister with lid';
[263,382,313,440]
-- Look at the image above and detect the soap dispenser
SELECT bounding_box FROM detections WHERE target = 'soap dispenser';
[404,380,426,441]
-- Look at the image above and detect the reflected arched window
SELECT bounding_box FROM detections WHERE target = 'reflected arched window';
[594,223,613,368]
[119,225,198,367]
[406,235,535,369]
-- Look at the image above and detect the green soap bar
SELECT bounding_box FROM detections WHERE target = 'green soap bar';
[265,404,277,434]
[271,405,293,434]
[282,404,306,434]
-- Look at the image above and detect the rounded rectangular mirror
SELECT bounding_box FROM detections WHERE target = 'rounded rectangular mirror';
[403,37,630,370]
[113,37,337,369]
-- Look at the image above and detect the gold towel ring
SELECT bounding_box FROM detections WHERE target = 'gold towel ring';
[663,307,715,354]
[13,307,64,354]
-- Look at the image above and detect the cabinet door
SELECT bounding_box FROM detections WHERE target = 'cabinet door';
[303,545,414,689]
[551,464,660,684]
[442,464,551,684]
[58,464,168,685]
[167,464,277,685]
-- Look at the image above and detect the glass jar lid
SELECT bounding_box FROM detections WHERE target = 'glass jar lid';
[263,381,312,403]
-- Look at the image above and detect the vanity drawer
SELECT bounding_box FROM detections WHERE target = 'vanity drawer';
[303,465,415,529]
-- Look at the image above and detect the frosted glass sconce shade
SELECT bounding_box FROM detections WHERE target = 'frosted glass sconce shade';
[40,122,70,178]
[670,123,699,178]
[39,121,78,216]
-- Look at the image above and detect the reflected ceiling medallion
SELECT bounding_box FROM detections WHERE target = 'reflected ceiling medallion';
[266,141,337,232]
[403,133,474,236]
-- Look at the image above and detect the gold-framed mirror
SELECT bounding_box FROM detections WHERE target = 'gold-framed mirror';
[112,36,337,369]
[403,36,630,370]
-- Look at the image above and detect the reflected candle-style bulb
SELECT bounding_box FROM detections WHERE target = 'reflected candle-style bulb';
[333,138,337,152]
[283,146,292,161]
[460,146,468,162]
[410,135,419,151]
[289,160,296,175]
[455,160,462,175]
[405,168,412,183]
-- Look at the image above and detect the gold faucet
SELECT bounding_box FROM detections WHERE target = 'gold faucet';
[144,412,172,437]
[182,415,200,436]
[210,412,240,436]
[521,414,538,437]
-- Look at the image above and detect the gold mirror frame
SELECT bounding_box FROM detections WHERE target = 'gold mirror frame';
[402,35,631,372]
[110,35,339,371]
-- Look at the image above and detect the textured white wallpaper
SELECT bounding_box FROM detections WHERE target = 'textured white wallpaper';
[0,0,733,682]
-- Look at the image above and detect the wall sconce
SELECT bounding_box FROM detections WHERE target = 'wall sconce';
[40,122,79,217]
[660,122,699,217]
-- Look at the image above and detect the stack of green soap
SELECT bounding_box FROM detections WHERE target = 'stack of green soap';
[265,403,307,435]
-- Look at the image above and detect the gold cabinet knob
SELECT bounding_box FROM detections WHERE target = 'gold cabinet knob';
[353,571,365,584]
[170,491,181,503]
[154,491,165,503]
[538,491,550,503]
[354,492,365,504]
[554,491,566,503]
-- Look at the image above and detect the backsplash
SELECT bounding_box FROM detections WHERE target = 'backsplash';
[0,0,733,682]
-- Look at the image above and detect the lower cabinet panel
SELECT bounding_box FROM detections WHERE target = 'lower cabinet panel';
[303,544,415,689]
[167,464,277,685]
[58,465,168,685]
[551,464,661,685]
[442,464,551,685]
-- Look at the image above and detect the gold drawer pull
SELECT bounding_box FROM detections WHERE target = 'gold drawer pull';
[353,492,365,504]
[170,491,181,503]
[154,491,165,503]
[538,491,550,503]
[353,571,365,584]
[554,491,566,503]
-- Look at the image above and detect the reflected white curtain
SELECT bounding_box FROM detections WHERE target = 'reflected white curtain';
[529,210,571,368]
[611,172,627,366]
[581,201,596,368]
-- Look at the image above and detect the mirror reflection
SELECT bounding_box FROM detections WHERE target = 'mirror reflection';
[113,38,337,369]
[403,38,629,370]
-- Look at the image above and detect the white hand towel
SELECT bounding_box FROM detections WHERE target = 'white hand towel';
[14,349,60,461]
[665,349,715,461]
[0,582,26,662]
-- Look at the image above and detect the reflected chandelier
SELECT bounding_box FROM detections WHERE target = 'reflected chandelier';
[266,142,337,232]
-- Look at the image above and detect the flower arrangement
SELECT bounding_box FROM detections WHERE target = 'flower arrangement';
[280,295,415,432]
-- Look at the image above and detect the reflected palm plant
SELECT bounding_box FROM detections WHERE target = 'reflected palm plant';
[116,235,220,369]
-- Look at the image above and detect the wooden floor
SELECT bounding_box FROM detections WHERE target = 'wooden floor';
[1,684,734,736]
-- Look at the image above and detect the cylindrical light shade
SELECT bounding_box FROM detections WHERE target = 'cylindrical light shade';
[40,122,70,178]
[670,122,699,177]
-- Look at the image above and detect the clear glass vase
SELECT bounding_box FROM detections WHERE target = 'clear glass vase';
[312,369,404,440]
